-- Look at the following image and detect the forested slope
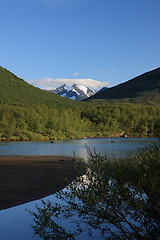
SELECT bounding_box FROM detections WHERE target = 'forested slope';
[86,68,160,104]
[0,66,78,108]
[0,103,159,141]
[0,66,159,141]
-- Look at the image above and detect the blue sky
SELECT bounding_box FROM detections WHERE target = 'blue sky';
[0,0,160,90]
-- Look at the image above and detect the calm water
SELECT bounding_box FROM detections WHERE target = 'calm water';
[0,137,159,159]
[0,138,159,240]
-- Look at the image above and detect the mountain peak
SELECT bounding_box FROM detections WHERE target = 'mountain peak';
[50,84,97,100]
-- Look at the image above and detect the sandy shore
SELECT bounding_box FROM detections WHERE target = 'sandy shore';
[0,155,79,210]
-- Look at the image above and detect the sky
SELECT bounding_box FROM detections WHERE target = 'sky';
[0,0,160,90]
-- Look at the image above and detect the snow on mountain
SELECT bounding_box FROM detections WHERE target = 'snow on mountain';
[49,84,97,100]
[74,85,88,95]
[51,84,67,95]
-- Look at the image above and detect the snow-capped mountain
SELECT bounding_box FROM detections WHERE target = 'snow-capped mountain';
[50,84,97,100]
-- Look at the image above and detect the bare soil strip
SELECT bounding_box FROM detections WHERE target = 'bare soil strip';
[0,155,77,210]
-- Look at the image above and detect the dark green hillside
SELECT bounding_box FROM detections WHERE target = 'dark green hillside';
[0,66,79,107]
[0,66,159,141]
[85,68,160,104]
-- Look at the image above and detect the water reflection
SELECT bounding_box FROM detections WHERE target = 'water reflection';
[0,138,159,239]
[0,192,98,240]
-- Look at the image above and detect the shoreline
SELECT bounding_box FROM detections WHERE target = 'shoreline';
[0,134,159,143]
[0,155,79,211]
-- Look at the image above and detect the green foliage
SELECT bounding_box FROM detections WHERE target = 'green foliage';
[0,105,86,140]
[0,66,160,141]
[81,103,160,137]
[85,67,160,105]
[30,144,160,239]
[0,66,80,108]
[0,103,159,141]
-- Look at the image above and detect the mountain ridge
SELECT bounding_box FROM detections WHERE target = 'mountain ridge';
[0,66,79,107]
[49,84,97,100]
[85,68,160,104]
[0,66,159,141]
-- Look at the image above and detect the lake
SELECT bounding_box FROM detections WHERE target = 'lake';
[0,137,159,240]
[0,137,158,159]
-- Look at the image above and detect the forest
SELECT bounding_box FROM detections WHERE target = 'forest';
[0,103,159,141]
[0,66,159,141]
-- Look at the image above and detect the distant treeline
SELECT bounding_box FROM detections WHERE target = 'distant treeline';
[0,103,159,141]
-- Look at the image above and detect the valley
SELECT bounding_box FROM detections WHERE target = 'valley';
[0,66,160,142]
[0,66,160,240]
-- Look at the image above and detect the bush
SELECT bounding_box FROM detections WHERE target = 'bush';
[30,144,160,239]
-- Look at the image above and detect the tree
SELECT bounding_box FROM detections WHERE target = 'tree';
[29,144,160,239]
